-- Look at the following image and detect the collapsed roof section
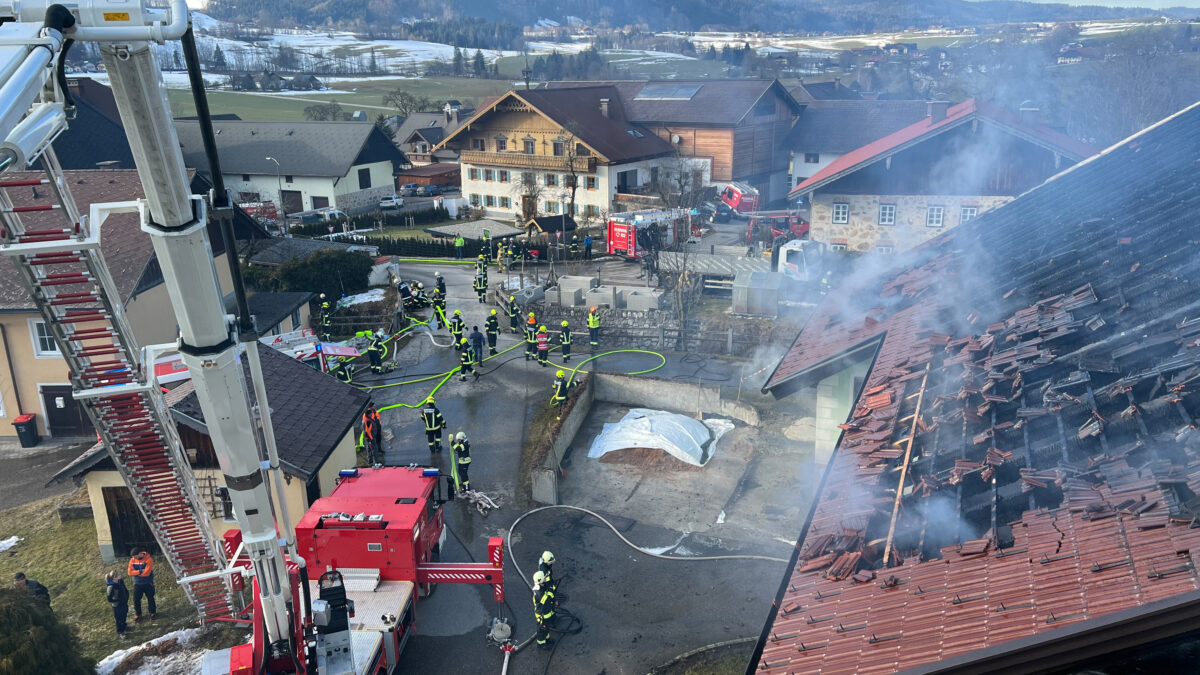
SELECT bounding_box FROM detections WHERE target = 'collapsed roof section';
[754,102,1200,673]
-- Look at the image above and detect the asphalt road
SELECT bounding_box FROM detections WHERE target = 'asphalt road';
[0,438,91,510]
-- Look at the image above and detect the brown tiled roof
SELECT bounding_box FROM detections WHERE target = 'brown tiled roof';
[0,170,159,311]
[784,99,930,154]
[514,87,674,163]
[545,78,803,126]
[754,102,1200,671]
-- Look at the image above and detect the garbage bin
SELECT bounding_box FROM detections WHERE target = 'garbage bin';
[12,413,39,448]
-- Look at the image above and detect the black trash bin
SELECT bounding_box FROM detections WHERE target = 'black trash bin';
[12,413,39,448]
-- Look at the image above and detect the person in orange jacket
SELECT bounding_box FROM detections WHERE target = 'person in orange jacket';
[127,548,156,620]
[363,404,383,466]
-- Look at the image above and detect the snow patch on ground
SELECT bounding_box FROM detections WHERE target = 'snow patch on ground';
[338,288,387,307]
[0,536,19,553]
[96,627,205,675]
[190,12,221,31]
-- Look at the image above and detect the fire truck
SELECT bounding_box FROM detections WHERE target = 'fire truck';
[0,2,506,673]
[717,181,760,215]
[606,208,693,260]
[745,211,809,245]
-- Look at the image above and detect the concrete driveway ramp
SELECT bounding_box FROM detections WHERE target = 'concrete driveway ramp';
[587,408,733,467]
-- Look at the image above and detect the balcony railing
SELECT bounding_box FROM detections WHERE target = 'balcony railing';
[460,150,594,173]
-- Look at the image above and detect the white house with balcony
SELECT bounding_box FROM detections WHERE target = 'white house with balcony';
[435,87,691,223]
[175,121,407,217]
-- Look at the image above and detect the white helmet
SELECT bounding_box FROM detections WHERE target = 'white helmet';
[532,571,546,586]
[541,551,555,565]
[436,271,443,277]
[455,431,467,441]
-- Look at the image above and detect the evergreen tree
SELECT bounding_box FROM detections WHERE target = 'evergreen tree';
[453,47,465,76]
[212,44,227,70]
[472,49,486,77]
[0,589,92,675]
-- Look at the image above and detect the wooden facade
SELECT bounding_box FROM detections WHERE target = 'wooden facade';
[645,127,734,182]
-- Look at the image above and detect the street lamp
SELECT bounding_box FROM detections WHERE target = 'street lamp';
[265,156,282,233]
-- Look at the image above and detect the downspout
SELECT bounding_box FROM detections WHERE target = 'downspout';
[0,323,24,414]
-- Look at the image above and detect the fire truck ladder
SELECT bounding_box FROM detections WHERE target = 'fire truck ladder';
[0,151,235,623]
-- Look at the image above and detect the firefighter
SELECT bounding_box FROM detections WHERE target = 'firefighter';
[587,306,601,348]
[485,310,500,356]
[473,272,487,303]
[366,332,384,374]
[507,295,520,333]
[332,358,354,384]
[449,309,465,347]
[362,403,382,465]
[502,242,513,272]
[413,282,428,308]
[536,325,550,367]
[435,270,446,297]
[524,313,538,360]
[820,270,832,296]
[475,254,487,275]
[421,397,445,452]
[459,339,477,381]
[430,289,445,329]
[533,571,556,649]
[551,370,572,420]
[558,320,572,362]
[538,550,556,589]
[319,295,332,338]
[568,235,579,260]
[451,431,472,493]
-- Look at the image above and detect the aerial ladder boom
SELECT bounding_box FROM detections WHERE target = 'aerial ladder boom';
[0,0,299,662]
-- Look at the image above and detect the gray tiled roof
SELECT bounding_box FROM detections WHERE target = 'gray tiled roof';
[175,120,381,178]
[785,99,930,154]
[223,291,314,336]
[545,79,803,126]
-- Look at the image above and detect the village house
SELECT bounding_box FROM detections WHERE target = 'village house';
[174,120,407,215]
[790,100,1095,253]
[392,101,474,166]
[49,344,368,562]
[0,170,271,440]
[786,98,929,190]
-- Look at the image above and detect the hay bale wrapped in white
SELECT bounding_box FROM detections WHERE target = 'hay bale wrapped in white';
[587,408,734,467]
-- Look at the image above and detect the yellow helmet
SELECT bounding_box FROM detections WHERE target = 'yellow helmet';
[561,320,568,327]
[539,325,546,331]
[529,312,535,318]
[555,370,564,377]
[454,309,461,315]
[490,309,497,315]
[509,295,515,301]
[460,338,468,344]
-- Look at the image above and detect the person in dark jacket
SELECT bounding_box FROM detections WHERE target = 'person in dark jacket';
[127,548,156,620]
[13,572,50,610]
[105,570,131,639]
[469,326,485,365]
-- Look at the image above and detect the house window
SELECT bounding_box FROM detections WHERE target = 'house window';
[311,196,329,209]
[238,191,261,202]
[960,206,979,222]
[500,196,511,209]
[876,245,894,254]
[585,176,597,190]
[804,153,820,164]
[584,204,599,218]
[484,169,494,182]
[650,167,660,185]
[926,205,945,228]
[358,168,371,190]
[495,138,507,152]
[469,168,480,180]
[545,173,557,187]
[546,201,559,214]
[523,140,536,154]
[30,320,58,357]
[878,204,896,226]
[471,138,485,151]
[290,309,302,330]
[241,173,250,182]
[285,175,294,183]
[830,243,848,252]
[522,171,534,185]
[498,170,509,183]
[832,202,850,224]
[470,194,480,206]
[552,141,564,156]
[485,195,495,207]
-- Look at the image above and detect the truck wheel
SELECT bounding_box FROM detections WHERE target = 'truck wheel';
[419,545,440,598]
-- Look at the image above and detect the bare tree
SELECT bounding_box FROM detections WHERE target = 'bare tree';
[510,169,545,226]
[649,153,710,211]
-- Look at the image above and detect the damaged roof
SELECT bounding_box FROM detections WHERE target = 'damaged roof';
[788,99,1097,199]
[754,102,1200,673]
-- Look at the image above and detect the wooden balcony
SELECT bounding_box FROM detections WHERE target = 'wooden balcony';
[460,150,594,173]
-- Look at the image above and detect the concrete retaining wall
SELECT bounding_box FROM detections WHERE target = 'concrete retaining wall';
[593,373,759,426]
[532,375,595,505]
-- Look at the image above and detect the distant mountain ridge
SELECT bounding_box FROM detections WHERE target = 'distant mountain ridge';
[205,0,1158,33]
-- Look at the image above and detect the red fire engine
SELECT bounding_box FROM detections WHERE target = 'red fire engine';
[745,211,810,245]
[718,182,760,215]
[606,208,693,260]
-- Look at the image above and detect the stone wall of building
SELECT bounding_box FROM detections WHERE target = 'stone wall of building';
[809,193,1012,252]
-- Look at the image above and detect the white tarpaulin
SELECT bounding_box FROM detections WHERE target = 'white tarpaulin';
[588,409,734,467]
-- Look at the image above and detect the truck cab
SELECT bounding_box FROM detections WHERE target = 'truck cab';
[718,182,760,215]
[774,238,825,283]
[746,212,809,246]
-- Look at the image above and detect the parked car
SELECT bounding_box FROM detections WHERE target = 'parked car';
[399,183,419,197]
[438,184,460,193]
[379,195,405,210]
[700,201,732,224]
[416,185,442,197]
[286,207,349,227]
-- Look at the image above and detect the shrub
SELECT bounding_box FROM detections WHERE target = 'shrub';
[275,249,373,299]
[0,588,92,675]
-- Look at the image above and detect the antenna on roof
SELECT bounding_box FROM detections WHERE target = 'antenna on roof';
[522,52,532,91]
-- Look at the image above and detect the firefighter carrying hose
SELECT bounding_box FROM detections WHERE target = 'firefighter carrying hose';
[362,404,382,465]
[367,331,385,374]
[473,273,487,303]
[451,431,472,493]
[524,313,538,360]
[551,370,573,420]
[533,571,556,650]
[485,310,500,356]
[421,397,445,452]
[559,320,572,362]
[507,295,520,333]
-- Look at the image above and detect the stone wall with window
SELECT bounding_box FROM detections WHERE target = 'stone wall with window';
[808,193,1012,252]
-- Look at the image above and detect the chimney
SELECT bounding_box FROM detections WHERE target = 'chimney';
[1019,105,1040,128]
[927,101,949,124]
[599,98,610,118]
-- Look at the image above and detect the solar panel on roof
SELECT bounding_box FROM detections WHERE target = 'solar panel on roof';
[634,84,701,100]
